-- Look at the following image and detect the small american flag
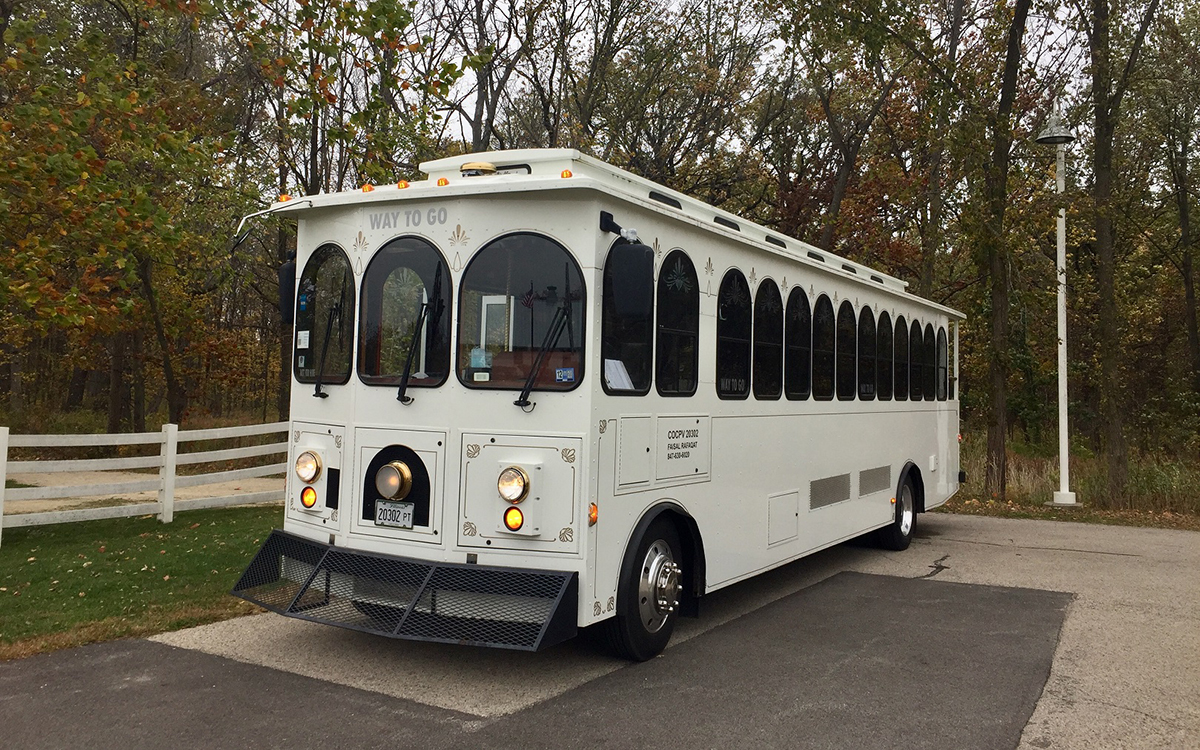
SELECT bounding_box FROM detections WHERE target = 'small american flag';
[520,283,535,309]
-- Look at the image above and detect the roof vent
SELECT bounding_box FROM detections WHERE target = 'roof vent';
[460,161,497,177]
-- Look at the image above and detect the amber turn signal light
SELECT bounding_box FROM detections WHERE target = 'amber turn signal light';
[588,502,598,526]
[301,487,318,508]
[503,506,524,531]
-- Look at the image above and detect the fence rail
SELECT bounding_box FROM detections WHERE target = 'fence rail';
[0,422,288,548]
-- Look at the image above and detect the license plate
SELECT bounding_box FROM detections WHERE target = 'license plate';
[374,500,415,529]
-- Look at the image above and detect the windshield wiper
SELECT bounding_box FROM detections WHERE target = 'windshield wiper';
[312,299,342,398]
[514,263,573,410]
[313,274,348,399]
[397,262,443,405]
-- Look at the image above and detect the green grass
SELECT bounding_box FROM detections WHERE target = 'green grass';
[5,479,35,489]
[0,505,280,659]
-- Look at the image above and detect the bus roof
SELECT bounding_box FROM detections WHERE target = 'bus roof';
[266,148,965,320]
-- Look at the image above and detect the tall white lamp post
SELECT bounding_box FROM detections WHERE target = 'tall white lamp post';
[1037,112,1077,506]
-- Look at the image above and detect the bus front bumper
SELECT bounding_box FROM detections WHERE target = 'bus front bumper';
[231,529,578,651]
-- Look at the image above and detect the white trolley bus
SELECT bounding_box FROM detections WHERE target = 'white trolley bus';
[233,149,963,660]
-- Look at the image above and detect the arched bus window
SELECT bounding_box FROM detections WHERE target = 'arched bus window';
[456,233,585,391]
[753,279,783,400]
[858,306,876,401]
[812,295,835,400]
[924,323,936,401]
[358,237,451,387]
[909,319,923,401]
[894,315,909,401]
[294,244,354,385]
[785,287,811,400]
[656,250,699,397]
[937,326,948,401]
[716,269,751,399]
[877,310,893,401]
[601,240,653,395]
[836,300,856,401]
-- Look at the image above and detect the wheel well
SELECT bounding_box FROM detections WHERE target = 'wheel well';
[900,463,927,513]
[631,503,706,617]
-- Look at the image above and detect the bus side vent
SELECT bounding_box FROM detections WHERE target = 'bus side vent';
[842,264,857,274]
[232,530,578,652]
[714,216,740,231]
[871,275,884,283]
[807,251,825,262]
[859,466,891,496]
[765,236,787,249]
[810,474,851,509]
[649,191,682,209]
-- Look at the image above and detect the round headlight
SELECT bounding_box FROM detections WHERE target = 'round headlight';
[295,451,321,483]
[497,466,530,503]
[376,461,414,500]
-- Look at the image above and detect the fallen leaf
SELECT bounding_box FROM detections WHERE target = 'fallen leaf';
[189,523,200,529]
[163,575,170,581]
[99,546,106,552]
[78,592,86,597]
[26,557,35,562]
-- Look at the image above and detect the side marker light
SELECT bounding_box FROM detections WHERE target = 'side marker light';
[588,503,598,526]
[301,487,318,509]
[890,497,897,505]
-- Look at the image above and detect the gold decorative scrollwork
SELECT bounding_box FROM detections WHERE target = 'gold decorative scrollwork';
[463,522,477,537]
[330,510,338,522]
[466,444,480,458]
[606,596,615,612]
[598,420,608,434]
[334,435,342,448]
[561,448,576,464]
[293,431,301,443]
[558,527,574,543]
[449,224,469,246]
[594,601,602,617]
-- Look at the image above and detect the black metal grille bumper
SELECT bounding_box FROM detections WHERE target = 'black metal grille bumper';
[231,529,578,651]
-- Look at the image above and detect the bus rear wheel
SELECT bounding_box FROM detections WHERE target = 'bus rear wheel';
[603,517,683,661]
[877,477,916,551]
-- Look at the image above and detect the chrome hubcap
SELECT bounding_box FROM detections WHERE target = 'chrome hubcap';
[899,485,914,536]
[637,539,681,633]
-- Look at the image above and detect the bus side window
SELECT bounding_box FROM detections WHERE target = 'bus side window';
[716,269,751,399]
[656,250,699,396]
[753,279,783,400]
[894,315,909,401]
[836,300,856,401]
[924,323,937,401]
[858,305,876,401]
[812,295,835,400]
[785,287,811,400]
[909,319,923,401]
[937,326,948,401]
[602,240,654,394]
[877,311,893,401]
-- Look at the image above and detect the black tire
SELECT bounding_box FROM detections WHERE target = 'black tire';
[877,476,916,551]
[602,517,684,661]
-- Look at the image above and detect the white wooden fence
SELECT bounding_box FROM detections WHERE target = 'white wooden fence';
[0,422,288,548]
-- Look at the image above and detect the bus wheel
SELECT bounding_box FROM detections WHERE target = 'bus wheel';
[877,477,916,551]
[604,517,683,661]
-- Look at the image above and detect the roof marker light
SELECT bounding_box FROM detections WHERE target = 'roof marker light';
[361,184,374,192]
[396,180,409,189]
[279,194,292,202]
[437,177,449,186]
[561,169,573,178]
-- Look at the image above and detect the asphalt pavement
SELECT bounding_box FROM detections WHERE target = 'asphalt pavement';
[1,513,1197,749]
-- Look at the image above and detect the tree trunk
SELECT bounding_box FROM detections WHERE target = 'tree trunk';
[65,368,88,411]
[107,332,128,433]
[981,0,1032,500]
[132,330,146,432]
[137,256,186,424]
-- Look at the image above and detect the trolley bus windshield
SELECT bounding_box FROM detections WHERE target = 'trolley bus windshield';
[456,232,585,391]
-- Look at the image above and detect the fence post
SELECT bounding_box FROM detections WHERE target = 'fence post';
[158,423,178,523]
[0,427,8,549]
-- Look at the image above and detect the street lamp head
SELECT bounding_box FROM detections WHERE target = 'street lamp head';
[1036,112,1075,146]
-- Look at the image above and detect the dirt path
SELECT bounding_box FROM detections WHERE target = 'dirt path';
[5,471,283,514]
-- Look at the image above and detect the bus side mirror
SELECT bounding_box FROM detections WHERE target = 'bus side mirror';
[278,258,296,325]
[608,243,654,319]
